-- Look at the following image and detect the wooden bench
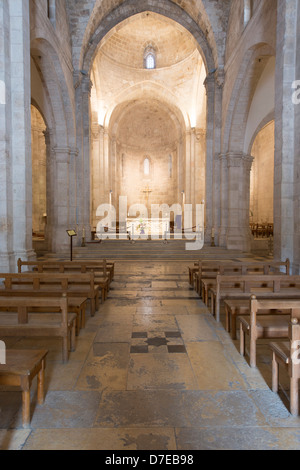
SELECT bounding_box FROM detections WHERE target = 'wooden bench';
[238,296,300,368]
[18,260,110,303]
[0,349,48,428]
[18,258,114,292]
[270,317,300,416]
[0,295,75,363]
[197,259,290,301]
[210,274,300,322]
[0,272,100,316]
[224,299,290,340]
[0,293,88,336]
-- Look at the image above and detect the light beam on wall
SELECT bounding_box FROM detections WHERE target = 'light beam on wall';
[98,101,107,126]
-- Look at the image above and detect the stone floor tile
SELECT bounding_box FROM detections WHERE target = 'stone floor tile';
[176,315,217,342]
[175,426,300,450]
[186,342,247,390]
[23,427,177,450]
[0,429,31,450]
[95,390,267,428]
[127,354,197,390]
[75,343,130,391]
[28,391,102,429]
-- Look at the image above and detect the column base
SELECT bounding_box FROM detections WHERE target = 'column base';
[0,250,36,273]
[226,229,252,252]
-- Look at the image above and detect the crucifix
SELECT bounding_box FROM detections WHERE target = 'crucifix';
[142,185,152,209]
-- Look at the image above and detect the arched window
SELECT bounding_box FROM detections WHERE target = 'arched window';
[244,0,253,27]
[144,157,150,176]
[144,46,156,70]
[47,0,56,26]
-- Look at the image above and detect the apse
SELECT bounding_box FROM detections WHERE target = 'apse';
[90,11,207,231]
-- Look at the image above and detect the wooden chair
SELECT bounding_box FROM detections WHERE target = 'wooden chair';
[270,317,300,416]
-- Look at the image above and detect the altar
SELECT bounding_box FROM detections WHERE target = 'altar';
[127,218,170,238]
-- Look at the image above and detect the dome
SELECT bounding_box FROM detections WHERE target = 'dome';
[98,11,198,69]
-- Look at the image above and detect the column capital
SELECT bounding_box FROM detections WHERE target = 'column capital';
[226,152,254,169]
[52,146,71,163]
[74,71,93,95]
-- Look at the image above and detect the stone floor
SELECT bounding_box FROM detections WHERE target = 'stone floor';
[1,259,300,450]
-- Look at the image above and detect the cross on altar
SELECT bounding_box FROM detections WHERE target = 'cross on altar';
[142,185,152,205]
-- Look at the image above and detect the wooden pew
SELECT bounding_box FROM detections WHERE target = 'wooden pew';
[18,258,114,284]
[188,260,201,285]
[17,259,111,302]
[224,299,290,340]
[238,296,300,368]
[0,295,76,363]
[270,317,300,416]
[210,274,300,322]
[0,292,88,336]
[0,349,48,428]
[193,259,290,299]
[0,272,100,316]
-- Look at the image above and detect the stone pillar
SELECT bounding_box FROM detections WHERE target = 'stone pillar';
[51,147,71,252]
[0,0,35,271]
[43,129,53,251]
[274,0,298,269]
[218,153,228,247]
[212,70,224,246]
[185,130,192,206]
[75,73,92,244]
[203,75,215,243]
[226,153,253,252]
[91,123,101,229]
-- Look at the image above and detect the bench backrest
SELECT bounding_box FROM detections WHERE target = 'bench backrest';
[17,259,107,276]
[0,272,95,292]
[199,259,290,278]
[0,294,68,325]
[216,274,300,295]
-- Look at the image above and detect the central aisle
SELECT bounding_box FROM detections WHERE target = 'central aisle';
[5,260,300,450]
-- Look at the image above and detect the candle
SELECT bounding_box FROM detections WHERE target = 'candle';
[83,227,85,237]
[211,228,215,238]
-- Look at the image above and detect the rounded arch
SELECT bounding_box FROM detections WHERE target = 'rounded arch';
[222,42,275,153]
[247,110,274,156]
[106,81,189,134]
[80,0,216,75]
[30,38,76,149]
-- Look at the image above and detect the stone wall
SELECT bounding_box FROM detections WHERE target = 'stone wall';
[250,121,274,225]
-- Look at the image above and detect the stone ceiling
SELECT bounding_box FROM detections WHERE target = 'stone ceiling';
[99,11,198,69]
[91,11,207,133]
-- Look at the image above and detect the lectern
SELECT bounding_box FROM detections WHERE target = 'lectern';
[66,230,77,261]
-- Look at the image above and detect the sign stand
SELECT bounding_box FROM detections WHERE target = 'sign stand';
[66,230,77,261]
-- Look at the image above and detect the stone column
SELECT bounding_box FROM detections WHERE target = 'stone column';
[274,0,298,269]
[75,73,92,244]
[43,129,53,252]
[0,0,12,271]
[91,123,101,229]
[51,146,71,252]
[212,70,224,246]
[218,153,228,247]
[226,153,253,251]
[0,0,36,271]
[203,75,215,243]
[185,130,192,206]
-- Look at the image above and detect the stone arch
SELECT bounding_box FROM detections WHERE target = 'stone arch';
[222,43,275,154]
[107,81,188,135]
[30,38,76,149]
[247,110,274,156]
[80,0,216,75]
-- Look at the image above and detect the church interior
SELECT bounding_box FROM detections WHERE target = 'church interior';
[0,0,300,450]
